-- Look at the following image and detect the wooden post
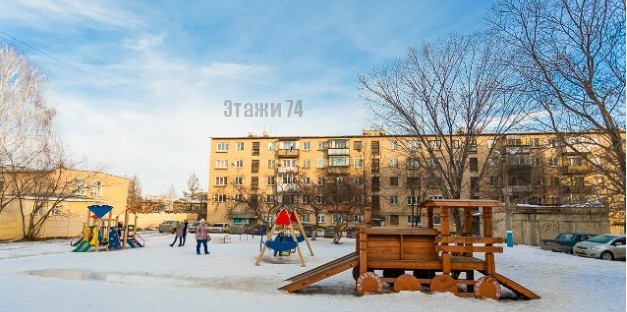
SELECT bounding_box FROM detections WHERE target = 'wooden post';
[440,206,450,274]
[287,222,306,267]
[358,229,368,275]
[255,222,277,266]
[291,211,314,256]
[427,209,434,229]
[122,209,129,249]
[484,206,495,274]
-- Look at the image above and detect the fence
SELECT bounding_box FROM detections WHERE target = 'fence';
[0,212,198,241]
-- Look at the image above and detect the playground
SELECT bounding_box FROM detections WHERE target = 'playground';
[0,230,624,312]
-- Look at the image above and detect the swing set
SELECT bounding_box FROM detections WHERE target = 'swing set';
[255,209,314,267]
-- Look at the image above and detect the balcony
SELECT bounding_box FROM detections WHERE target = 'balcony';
[277,149,299,158]
[327,148,350,156]
[327,167,350,175]
[561,165,592,175]
[276,183,298,192]
[277,166,299,174]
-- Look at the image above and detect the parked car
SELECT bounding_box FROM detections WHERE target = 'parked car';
[188,222,200,234]
[208,223,231,233]
[158,221,179,233]
[573,234,626,261]
[540,232,595,253]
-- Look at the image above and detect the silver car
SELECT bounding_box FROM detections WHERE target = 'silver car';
[573,234,626,261]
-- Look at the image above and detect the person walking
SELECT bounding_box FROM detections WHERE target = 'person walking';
[169,221,185,247]
[195,219,210,255]
[180,220,189,246]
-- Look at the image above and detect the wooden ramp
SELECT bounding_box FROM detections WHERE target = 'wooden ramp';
[280,252,359,293]
[492,272,540,299]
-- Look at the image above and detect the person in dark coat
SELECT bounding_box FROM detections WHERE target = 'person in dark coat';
[181,220,189,246]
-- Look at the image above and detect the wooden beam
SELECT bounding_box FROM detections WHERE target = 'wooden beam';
[436,246,504,253]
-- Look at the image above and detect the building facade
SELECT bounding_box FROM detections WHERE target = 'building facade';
[208,130,624,234]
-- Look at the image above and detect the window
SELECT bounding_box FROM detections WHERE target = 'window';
[406,140,420,151]
[302,196,309,204]
[216,142,229,152]
[317,159,327,168]
[372,159,379,174]
[267,176,275,185]
[371,195,380,209]
[354,177,364,185]
[406,196,419,206]
[390,215,399,226]
[236,142,245,150]
[234,160,244,168]
[252,142,260,156]
[469,158,478,172]
[266,195,274,203]
[316,196,325,204]
[281,174,297,184]
[90,181,102,196]
[470,177,480,192]
[251,177,259,189]
[428,140,441,150]
[530,138,540,147]
[389,196,399,205]
[317,141,328,150]
[302,159,311,168]
[215,176,228,186]
[251,160,259,173]
[354,141,363,150]
[329,139,348,148]
[216,159,228,169]
[371,141,380,155]
[303,142,311,151]
[303,176,310,185]
[489,177,500,187]
[234,194,243,202]
[354,158,364,168]
[267,160,276,168]
[550,158,559,167]
[317,214,325,224]
[451,140,459,149]
[330,156,349,166]
[371,177,380,192]
[389,177,399,187]
[388,140,398,150]
[317,176,325,186]
[433,214,441,225]
[267,142,275,151]
[407,158,419,169]
[507,138,522,146]
[234,177,243,185]
[213,194,227,202]
[300,214,310,223]
[408,215,421,226]
[389,158,399,168]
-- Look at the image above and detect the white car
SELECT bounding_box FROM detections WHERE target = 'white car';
[573,234,626,260]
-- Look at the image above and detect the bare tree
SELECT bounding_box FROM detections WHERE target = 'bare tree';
[184,173,202,200]
[490,0,626,227]
[360,33,527,232]
[322,173,367,244]
[127,175,142,212]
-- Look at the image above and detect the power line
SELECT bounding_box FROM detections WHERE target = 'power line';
[0,29,147,103]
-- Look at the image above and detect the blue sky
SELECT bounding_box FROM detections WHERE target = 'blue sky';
[0,0,495,196]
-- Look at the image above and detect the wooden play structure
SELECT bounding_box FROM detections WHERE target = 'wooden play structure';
[280,199,540,300]
[71,205,144,252]
[255,209,314,267]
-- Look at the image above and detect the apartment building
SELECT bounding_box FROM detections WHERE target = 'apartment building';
[208,130,623,232]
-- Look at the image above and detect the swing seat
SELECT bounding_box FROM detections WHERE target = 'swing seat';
[265,236,298,252]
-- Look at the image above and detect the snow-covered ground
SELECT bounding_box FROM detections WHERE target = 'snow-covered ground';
[0,231,624,312]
